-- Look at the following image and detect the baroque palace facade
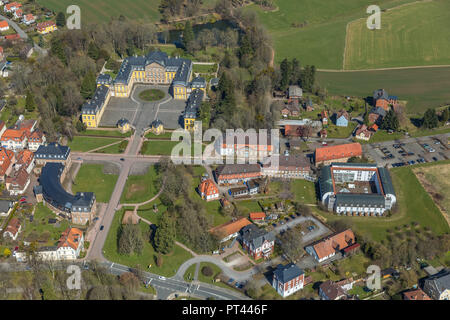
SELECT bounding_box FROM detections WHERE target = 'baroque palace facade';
[81,51,206,129]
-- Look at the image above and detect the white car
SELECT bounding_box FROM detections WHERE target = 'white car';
[428,148,435,153]
[158,276,166,281]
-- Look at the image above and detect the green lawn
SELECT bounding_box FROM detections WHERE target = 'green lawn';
[139,89,165,102]
[344,0,450,70]
[315,165,450,242]
[291,179,317,204]
[67,136,122,152]
[355,130,405,144]
[79,129,132,137]
[193,64,217,74]
[235,200,263,215]
[144,131,173,139]
[103,208,193,277]
[141,140,205,156]
[197,262,222,284]
[136,199,167,225]
[72,164,118,203]
[326,123,357,139]
[317,67,450,115]
[21,203,70,246]
[183,263,197,282]
[94,140,128,154]
[37,0,162,23]
[121,166,160,204]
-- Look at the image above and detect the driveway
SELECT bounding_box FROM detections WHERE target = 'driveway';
[272,215,331,244]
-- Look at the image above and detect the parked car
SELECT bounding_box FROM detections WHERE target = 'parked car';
[432,157,438,161]
[100,225,104,231]
[159,276,166,281]
[290,214,296,219]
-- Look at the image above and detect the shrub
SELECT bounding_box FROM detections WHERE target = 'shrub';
[201,266,213,277]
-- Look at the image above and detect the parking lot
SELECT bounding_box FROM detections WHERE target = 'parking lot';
[364,134,449,168]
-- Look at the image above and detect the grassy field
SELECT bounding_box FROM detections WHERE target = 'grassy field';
[141,140,205,156]
[37,0,161,24]
[139,89,165,102]
[72,164,118,203]
[291,179,316,204]
[67,136,122,152]
[103,208,193,277]
[326,123,357,139]
[183,263,197,282]
[79,129,132,137]
[344,0,450,70]
[94,140,128,154]
[136,199,167,225]
[315,165,450,242]
[413,162,450,224]
[121,166,160,204]
[245,0,417,68]
[317,67,450,115]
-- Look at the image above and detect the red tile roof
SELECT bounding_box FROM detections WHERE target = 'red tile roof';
[312,229,356,260]
[249,212,266,220]
[0,21,9,29]
[58,228,83,251]
[210,217,252,239]
[16,149,34,167]
[315,143,362,163]
[5,217,20,237]
[198,179,219,198]
[0,148,14,175]
[403,288,431,300]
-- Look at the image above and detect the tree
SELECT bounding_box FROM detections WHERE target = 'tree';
[87,42,99,61]
[118,224,144,256]
[381,110,399,132]
[50,38,67,65]
[278,228,303,262]
[298,124,313,141]
[182,21,195,53]
[279,58,290,91]
[56,12,66,27]
[25,90,36,112]
[80,71,96,99]
[153,212,176,254]
[422,108,439,129]
[441,107,449,123]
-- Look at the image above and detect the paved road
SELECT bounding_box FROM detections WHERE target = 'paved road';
[0,14,47,55]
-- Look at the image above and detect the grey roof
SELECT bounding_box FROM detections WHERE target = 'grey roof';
[184,89,204,119]
[82,85,109,115]
[288,85,302,98]
[191,76,206,88]
[39,163,95,213]
[210,78,219,86]
[117,118,129,127]
[335,193,386,207]
[262,154,310,169]
[35,143,70,160]
[373,89,388,101]
[424,269,450,297]
[378,167,395,196]
[96,73,112,85]
[216,164,261,176]
[273,263,304,283]
[0,200,13,213]
[151,119,164,128]
[172,59,192,86]
[370,107,387,117]
[240,224,274,248]
[319,165,334,197]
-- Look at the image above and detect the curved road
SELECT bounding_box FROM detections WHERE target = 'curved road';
[0,14,47,55]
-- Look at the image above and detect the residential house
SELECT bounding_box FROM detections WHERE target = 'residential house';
[36,21,57,34]
[288,85,302,101]
[368,107,386,124]
[355,124,373,141]
[320,129,327,139]
[198,179,219,201]
[4,2,22,13]
[305,229,356,262]
[403,288,431,300]
[240,224,275,260]
[0,20,9,32]
[27,129,46,151]
[0,147,14,181]
[13,8,22,20]
[249,212,266,223]
[14,149,35,174]
[314,142,362,165]
[228,186,249,198]
[261,154,311,179]
[0,199,13,217]
[321,110,328,127]
[34,143,71,166]
[0,119,37,151]
[335,110,350,127]
[304,98,314,111]
[56,228,84,260]
[247,179,261,195]
[3,217,21,240]
[215,164,261,185]
[272,263,305,297]
[209,217,252,242]
[319,280,349,300]
[5,167,30,195]
[281,101,300,117]
[423,269,450,300]
[22,14,35,25]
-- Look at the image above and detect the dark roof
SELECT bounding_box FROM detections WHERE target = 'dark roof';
[335,193,386,207]
[151,119,164,128]
[184,89,204,119]
[39,163,95,213]
[0,199,12,213]
[320,280,347,300]
[82,85,109,115]
[424,268,450,296]
[210,78,219,86]
[35,143,70,160]
[96,73,112,84]
[378,167,395,196]
[262,154,310,169]
[117,118,129,127]
[191,76,206,88]
[370,107,387,117]
[273,263,304,283]
[319,165,334,197]
[240,224,274,248]
[216,164,261,176]
[373,89,388,101]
